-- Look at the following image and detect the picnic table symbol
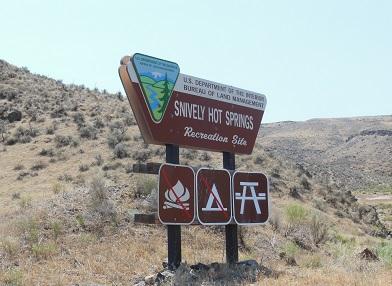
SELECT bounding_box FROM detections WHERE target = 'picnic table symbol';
[235,181,266,214]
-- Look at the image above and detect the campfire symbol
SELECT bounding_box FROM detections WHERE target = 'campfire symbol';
[163,180,190,210]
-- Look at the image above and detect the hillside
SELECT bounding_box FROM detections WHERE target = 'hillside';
[0,59,391,285]
[259,117,392,191]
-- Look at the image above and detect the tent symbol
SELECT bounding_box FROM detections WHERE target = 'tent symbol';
[202,184,227,212]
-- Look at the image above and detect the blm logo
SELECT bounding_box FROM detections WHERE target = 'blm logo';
[132,53,180,122]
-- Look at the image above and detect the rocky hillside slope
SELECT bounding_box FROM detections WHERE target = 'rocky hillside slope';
[259,117,392,191]
[0,59,391,285]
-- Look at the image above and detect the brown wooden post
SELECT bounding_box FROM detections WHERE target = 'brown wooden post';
[166,144,181,270]
[223,152,238,264]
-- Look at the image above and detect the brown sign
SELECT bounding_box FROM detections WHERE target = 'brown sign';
[232,171,269,225]
[158,163,195,225]
[196,168,232,225]
[119,53,267,154]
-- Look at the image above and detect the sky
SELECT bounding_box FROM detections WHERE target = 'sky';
[0,0,391,123]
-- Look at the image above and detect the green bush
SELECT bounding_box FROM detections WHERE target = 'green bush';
[31,242,57,259]
[135,175,157,198]
[2,268,23,286]
[132,148,151,162]
[51,221,62,239]
[0,237,20,258]
[310,214,328,245]
[72,112,85,127]
[285,203,308,225]
[280,241,300,257]
[18,218,39,245]
[113,143,129,159]
[303,254,322,268]
[13,126,39,143]
[377,241,392,266]
[55,135,73,147]
[80,125,98,140]
[38,148,55,157]
[19,196,32,209]
[85,176,117,234]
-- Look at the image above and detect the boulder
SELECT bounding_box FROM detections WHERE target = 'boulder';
[358,248,378,261]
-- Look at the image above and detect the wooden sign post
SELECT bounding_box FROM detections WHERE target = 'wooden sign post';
[165,144,181,270]
[223,152,238,264]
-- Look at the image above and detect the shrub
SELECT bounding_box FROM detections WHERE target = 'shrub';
[55,135,72,147]
[75,214,85,228]
[132,148,152,162]
[71,137,80,147]
[39,148,54,157]
[303,254,322,268]
[181,149,198,160]
[85,177,117,234]
[51,105,67,118]
[30,161,48,171]
[123,114,135,126]
[93,117,105,129]
[72,112,85,128]
[17,171,30,180]
[50,221,62,239]
[2,268,23,286]
[80,125,98,140]
[13,126,39,143]
[113,143,129,159]
[18,218,39,245]
[0,119,7,142]
[280,241,300,257]
[254,155,264,165]
[377,241,392,266]
[125,163,133,173]
[133,134,142,141]
[52,182,64,194]
[285,203,308,225]
[269,210,282,231]
[19,196,32,209]
[5,137,17,145]
[13,164,24,171]
[79,164,89,172]
[135,175,157,198]
[94,154,104,166]
[58,173,73,182]
[199,151,211,161]
[102,162,123,171]
[309,214,328,245]
[55,135,79,148]
[313,198,327,211]
[12,192,21,200]
[107,129,125,149]
[31,242,57,259]
[45,125,55,135]
[0,237,20,258]
[271,168,281,178]
[300,177,311,190]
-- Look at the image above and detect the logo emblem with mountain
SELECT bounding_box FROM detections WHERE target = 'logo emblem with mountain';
[132,54,180,122]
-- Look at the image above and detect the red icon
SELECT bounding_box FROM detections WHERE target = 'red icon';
[196,168,232,225]
[158,163,195,224]
[232,171,269,225]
